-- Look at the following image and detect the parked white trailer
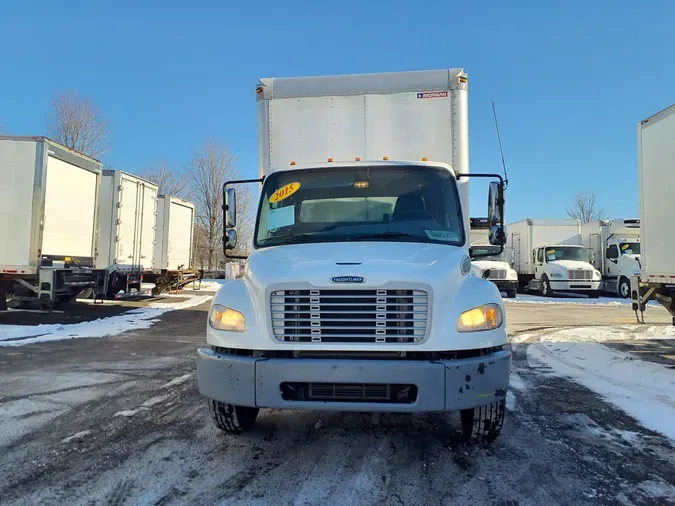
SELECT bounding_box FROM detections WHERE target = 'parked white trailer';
[581,219,640,298]
[0,136,103,309]
[197,69,512,442]
[506,218,601,297]
[146,195,199,295]
[469,218,518,298]
[632,104,675,324]
[97,170,159,297]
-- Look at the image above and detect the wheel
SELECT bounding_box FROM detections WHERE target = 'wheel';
[619,277,630,299]
[540,276,552,297]
[208,400,259,434]
[506,289,517,299]
[460,400,506,442]
[587,291,600,299]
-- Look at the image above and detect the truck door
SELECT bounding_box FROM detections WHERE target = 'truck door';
[534,248,544,279]
[606,244,619,277]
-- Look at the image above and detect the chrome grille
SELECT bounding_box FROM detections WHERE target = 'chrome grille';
[568,270,592,280]
[488,269,506,280]
[270,289,429,343]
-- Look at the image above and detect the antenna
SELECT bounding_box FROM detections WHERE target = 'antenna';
[492,102,509,190]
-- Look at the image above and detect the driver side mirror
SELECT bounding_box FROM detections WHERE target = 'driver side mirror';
[487,182,505,246]
[225,187,237,228]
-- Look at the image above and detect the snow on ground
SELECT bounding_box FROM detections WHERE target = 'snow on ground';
[527,325,675,441]
[0,294,213,347]
[506,293,658,307]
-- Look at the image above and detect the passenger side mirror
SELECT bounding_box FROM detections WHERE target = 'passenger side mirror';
[487,182,505,246]
[224,229,238,251]
[225,187,237,228]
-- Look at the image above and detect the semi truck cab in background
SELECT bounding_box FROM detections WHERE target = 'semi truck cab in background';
[196,69,512,442]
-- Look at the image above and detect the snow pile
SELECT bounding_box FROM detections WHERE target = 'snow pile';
[0,294,213,347]
[528,326,675,441]
[506,294,657,307]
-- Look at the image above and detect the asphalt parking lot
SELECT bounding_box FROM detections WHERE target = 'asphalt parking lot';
[0,292,674,506]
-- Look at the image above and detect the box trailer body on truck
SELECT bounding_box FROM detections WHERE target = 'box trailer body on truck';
[145,195,200,295]
[631,104,675,323]
[506,218,601,297]
[581,219,640,298]
[0,136,104,309]
[196,69,512,442]
[469,217,518,298]
[97,170,159,298]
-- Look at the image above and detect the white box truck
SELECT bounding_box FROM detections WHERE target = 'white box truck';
[506,218,602,297]
[97,170,159,298]
[0,136,104,309]
[631,104,675,324]
[469,217,518,298]
[145,195,200,294]
[196,69,512,442]
[580,219,640,298]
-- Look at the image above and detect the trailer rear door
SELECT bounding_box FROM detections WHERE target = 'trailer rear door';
[167,200,193,270]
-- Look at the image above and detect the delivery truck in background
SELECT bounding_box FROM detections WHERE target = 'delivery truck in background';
[469,217,518,298]
[580,219,641,298]
[632,104,675,324]
[506,218,602,297]
[0,136,105,310]
[97,170,159,298]
[196,69,512,442]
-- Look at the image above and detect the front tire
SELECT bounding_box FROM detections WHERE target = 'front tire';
[461,400,506,442]
[505,288,517,299]
[209,400,259,434]
[619,277,630,299]
[587,291,600,299]
[540,276,552,297]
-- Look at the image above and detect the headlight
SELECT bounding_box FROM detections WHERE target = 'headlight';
[593,270,601,279]
[549,272,563,279]
[457,304,503,332]
[208,304,246,332]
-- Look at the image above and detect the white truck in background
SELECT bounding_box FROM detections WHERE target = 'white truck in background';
[97,170,159,298]
[580,219,640,298]
[469,218,518,298]
[0,136,104,310]
[507,218,602,297]
[196,69,512,442]
[632,104,675,324]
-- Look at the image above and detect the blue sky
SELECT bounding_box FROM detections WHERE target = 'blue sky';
[1,0,673,222]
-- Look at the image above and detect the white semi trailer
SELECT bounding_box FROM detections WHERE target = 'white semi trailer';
[580,219,640,298]
[631,104,675,324]
[507,218,602,297]
[196,69,512,442]
[0,136,104,310]
[97,170,159,298]
[469,217,518,298]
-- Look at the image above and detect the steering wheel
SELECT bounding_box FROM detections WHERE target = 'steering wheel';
[391,210,437,224]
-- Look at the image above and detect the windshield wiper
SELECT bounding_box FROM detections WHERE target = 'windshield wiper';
[345,231,422,241]
[261,233,319,245]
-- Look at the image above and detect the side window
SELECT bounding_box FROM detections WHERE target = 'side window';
[607,245,619,259]
[537,248,544,264]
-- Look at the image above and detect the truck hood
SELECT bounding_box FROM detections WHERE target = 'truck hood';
[245,242,469,287]
[471,260,509,271]
[549,260,594,270]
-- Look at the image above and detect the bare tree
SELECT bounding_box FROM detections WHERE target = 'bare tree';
[186,139,253,270]
[138,161,188,197]
[566,191,606,223]
[46,91,111,158]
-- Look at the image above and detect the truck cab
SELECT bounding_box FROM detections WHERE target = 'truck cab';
[469,218,518,298]
[196,69,512,442]
[604,236,640,297]
[532,244,602,297]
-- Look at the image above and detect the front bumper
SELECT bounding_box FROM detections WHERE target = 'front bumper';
[196,348,511,413]
[549,280,602,291]
[492,280,518,291]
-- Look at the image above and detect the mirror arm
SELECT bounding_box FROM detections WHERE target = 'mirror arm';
[222,177,265,260]
[458,173,506,255]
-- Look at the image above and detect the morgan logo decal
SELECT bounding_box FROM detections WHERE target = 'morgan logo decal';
[417,91,448,99]
[331,276,365,284]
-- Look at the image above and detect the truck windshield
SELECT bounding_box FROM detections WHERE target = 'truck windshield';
[620,242,640,255]
[470,245,506,262]
[545,247,587,262]
[255,166,464,248]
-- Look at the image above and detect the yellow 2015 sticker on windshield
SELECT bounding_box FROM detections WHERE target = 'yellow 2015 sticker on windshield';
[269,182,300,203]
[621,244,630,250]
[546,249,555,255]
